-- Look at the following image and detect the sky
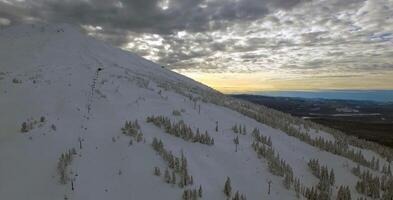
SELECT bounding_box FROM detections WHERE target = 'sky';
[0,0,392,93]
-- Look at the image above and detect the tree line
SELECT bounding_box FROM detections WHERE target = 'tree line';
[232,124,247,135]
[352,164,393,199]
[121,120,144,143]
[152,137,194,188]
[307,159,335,199]
[147,115,214,146]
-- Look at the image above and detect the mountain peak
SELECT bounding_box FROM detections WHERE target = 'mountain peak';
[0,23,209,92]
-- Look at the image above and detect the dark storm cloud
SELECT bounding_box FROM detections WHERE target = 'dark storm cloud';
[0,1,28,25]
[0,0,306,34]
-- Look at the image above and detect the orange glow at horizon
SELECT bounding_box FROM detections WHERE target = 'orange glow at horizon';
[178,71,393,93]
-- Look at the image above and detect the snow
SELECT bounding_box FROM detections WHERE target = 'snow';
[336,107,359,113]
[0,24,389,200]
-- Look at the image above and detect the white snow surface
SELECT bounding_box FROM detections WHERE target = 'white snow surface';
[0,24,385,200]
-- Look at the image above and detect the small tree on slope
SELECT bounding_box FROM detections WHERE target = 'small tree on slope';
[224,177,232,197]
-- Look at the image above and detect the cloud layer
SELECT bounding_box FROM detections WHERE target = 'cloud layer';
[1,0,393,90]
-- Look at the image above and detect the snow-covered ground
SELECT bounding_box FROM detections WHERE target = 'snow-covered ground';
[0,24,391,200]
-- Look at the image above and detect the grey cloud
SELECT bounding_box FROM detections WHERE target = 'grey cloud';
[301,31,329,43]
[1,0,393,78]
[241,54,268,59]
[305,74,365,79]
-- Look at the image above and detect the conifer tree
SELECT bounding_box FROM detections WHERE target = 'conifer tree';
[164,168,171,183]
[336,186,351,200]
[329,169,335,186]
[183,189,190,200]
[233,191,240,200]
[171,171,176,185]
[232,124,238,133]
[154,167,161,176]
[283,174,292,189]
[234,136,239,152]
[192,189,197,200]
[21,122,28,132]
[267,137,272,146]
[382,177,393,200]
[224,177,232,197]
[294,178,301,198]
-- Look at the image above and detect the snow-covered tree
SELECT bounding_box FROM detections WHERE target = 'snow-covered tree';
[164,168,171,183]
[198,185,202,198]
[336,186,351,200]
[121,120,143,142]
[154,166,161,176]
[354,168,380,198]
[147,115,214,145]
[283,174,292,189]
[234,136,239,152]
[232,124,239,134]
[224,177,232,197]
[329,169,335,186]
[57,149,76,184]
[21,122,28,132]
[171,171,176,185]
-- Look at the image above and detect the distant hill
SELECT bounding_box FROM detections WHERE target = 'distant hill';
[232,94,393,148]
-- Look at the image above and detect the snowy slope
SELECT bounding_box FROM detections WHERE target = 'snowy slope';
[0,24,392,200]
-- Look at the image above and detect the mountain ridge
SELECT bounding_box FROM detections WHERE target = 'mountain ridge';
[1,24,392,200]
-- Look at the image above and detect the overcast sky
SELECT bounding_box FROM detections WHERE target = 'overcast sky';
[1,0,392,92]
